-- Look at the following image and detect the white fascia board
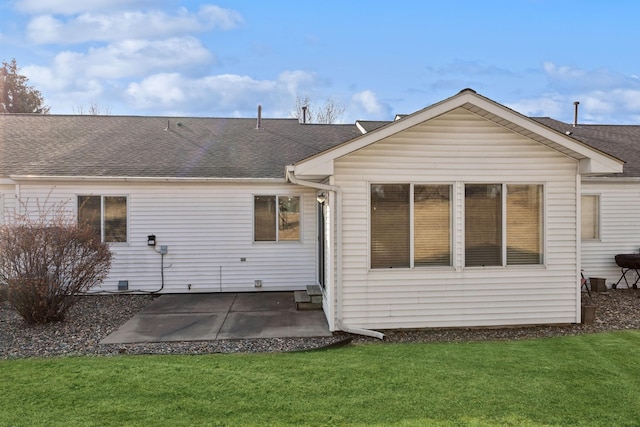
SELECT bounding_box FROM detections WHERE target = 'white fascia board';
[293,90,624,177]
[470,95,623,174]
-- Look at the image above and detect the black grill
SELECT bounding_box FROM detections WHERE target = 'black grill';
[613,254,640,289]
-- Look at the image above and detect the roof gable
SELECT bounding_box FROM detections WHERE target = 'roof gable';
[291,89,624,179]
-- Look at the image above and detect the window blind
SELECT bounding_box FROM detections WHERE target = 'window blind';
[371,184,410,268]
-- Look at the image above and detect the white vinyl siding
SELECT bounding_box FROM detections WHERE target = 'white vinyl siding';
[581,182,640,288]
[334,107,578,329]
[14,182,317,293]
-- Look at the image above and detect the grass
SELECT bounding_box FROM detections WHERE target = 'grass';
[2,331,640,426]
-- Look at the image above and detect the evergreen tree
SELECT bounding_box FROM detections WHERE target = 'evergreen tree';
[0,59,50,114]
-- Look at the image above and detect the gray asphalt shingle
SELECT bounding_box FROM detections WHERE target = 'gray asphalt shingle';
[533,117,640,177]
[0,115,361,179]
[1,113,639,179]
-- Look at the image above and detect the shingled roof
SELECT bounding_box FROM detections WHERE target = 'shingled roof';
[1,110,638,180]
[533,118,640,177]
[0,115,361,179]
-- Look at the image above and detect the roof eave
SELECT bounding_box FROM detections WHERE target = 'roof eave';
[291,89,624,177]
[8,175,287,184]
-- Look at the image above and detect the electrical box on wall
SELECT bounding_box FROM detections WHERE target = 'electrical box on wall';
[160,245,168,254]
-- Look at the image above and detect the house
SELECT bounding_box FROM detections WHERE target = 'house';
[0,88,635,335]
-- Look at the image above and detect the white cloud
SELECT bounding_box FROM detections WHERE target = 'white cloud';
[277,70,317,97]
[120,69,341,117]
[351,90,387,117]
[124,71,321,116]
[74,37,212,79]
[26,5,243,44]
[341,90,394,122]
[507,63,640,124]
[14,0,154,15]
[22,37,213,86]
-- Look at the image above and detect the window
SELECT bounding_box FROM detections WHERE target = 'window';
[78,195,127,243]
[506,184,543,265]
[465,184,543,267]
[254,195,300,242]
[414,184,451,266]
[581,195,599,240]
[371,184,410,268]
[370,184,451,269]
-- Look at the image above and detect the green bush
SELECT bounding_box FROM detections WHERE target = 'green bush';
[0,202,112,323]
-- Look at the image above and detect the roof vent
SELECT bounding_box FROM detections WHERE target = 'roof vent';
[301,106,307,124]
[256,105,262,129]
[573,101,580,127]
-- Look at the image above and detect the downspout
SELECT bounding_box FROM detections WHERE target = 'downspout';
[286,166,384,340]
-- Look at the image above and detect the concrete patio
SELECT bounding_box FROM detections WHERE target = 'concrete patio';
[100,292,332,344]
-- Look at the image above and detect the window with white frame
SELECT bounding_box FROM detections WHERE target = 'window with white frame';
[581,194,599,240]
[77,195,128,243]
[465,184,543,267]
[369,183,544,269]
[370,183,452,269]
[254,195,300,242]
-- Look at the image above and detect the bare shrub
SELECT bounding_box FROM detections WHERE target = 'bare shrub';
[0,200,112,324]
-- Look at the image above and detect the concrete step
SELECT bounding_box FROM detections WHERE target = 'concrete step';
[295,289,322,310]
[307,284,322,296]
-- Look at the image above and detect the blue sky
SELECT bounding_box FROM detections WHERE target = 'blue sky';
[1,0,639,123]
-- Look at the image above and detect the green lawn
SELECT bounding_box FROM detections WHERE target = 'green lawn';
[2,331,639,426]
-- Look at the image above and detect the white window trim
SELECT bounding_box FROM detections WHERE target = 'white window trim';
[367,181,547,271]
[581,193,601,242]
[368,182,454,270]
[77,194,130,245]
[252,194,303,243]
[462,182,546,269]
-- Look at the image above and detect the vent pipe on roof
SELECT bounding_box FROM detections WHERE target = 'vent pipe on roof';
[256,105,262,129]
[301,106,307,124]
[573,101,580,127]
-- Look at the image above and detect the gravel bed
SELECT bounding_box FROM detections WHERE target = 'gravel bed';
[1,289,639,359]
